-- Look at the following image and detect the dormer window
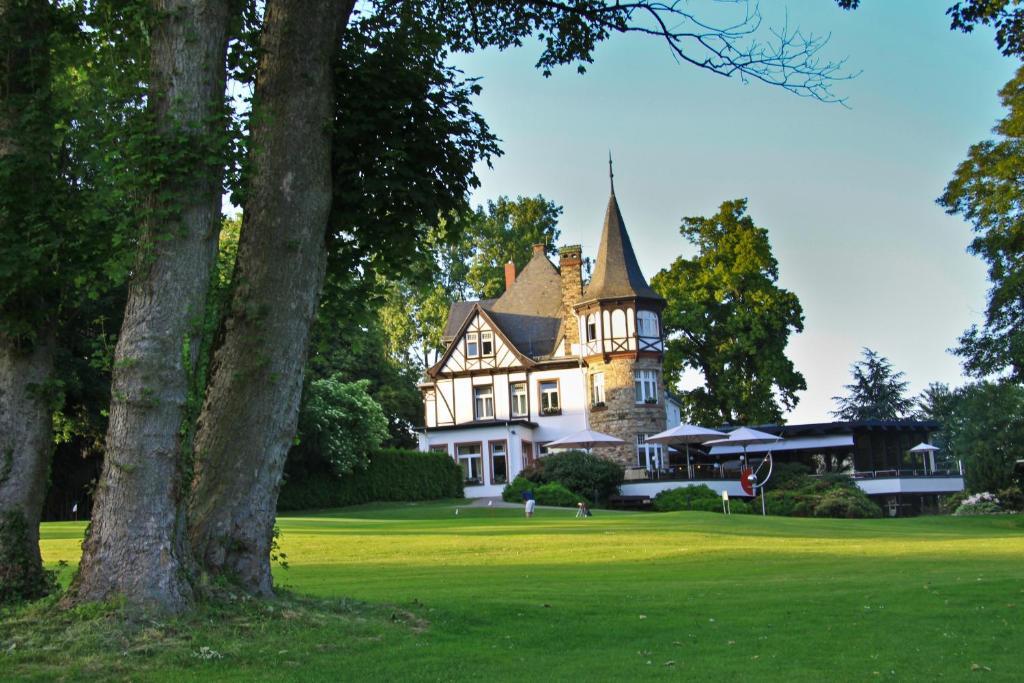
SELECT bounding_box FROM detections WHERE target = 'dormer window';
[481,330,494,356]
[465,332,479,357]
[637,310,659,338]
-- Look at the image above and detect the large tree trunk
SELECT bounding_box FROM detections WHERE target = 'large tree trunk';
[0,333,56,603]
[0,0,57,604]
[188,0,351,596]
[67,0,230,612]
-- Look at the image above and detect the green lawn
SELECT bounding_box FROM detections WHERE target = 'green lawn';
[5,502,1023,681]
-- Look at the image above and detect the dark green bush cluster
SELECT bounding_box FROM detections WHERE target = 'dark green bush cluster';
[513,450,623,504]
[277,448,463,511]
[763,470,881,518]
[501,476,584,507]
[940,491,969,515]
[996,486,1024,512]
[652,485,752,514]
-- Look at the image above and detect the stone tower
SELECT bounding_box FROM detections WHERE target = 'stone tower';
[576,173,667,468]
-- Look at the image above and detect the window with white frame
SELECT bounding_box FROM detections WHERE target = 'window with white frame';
[635,369,659,403]
[465,331,479,357]
[539,380,560,414]
[490,441,508,484]
[586,314,598,341]
[457,443,483,484]
[473,385,494,419]
[636,433,663,469]
[590,372,605,406]
[481,330,494,356]
[510,382,528,417]
[637,310,659,338]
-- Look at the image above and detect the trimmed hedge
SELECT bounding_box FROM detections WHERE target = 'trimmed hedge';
[277,448,463,511]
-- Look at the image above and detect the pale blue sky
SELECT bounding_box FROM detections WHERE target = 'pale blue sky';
[452,2,1018,423]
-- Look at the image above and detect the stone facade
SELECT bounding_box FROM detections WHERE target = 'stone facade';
[585,355,666,467]
[558,245,583,350]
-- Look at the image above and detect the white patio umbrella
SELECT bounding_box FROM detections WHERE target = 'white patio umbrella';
[909,442,940,475]
[646,424,726,478]
[544,428,625,450]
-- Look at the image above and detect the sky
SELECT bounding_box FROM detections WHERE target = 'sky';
[450,2,1019,424]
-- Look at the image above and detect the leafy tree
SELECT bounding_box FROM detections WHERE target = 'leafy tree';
[831,348,913,420]
[465,196,562,299]
[939,66,1024,380]
[943,381,1024,492]
[947,1,1024,57]
[914,382,959,469]
[651,199,806,425]
[289,378,388,478]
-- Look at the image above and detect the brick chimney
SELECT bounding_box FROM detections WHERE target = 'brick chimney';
[532,243,546,256]
[504,260,516,291]
[558,245,583,350]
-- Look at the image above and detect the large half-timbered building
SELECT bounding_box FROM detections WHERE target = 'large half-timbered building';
[417,182,682,497]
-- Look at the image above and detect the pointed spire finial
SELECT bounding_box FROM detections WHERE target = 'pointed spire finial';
[608,150,615,194]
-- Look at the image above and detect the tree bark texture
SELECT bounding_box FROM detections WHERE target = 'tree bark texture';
[68,0,230,612]
[0,333,56,602]
[0,0,57,603]
[188,0,352,596]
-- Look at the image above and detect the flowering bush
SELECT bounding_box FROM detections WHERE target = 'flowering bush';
[953,492,1005,516]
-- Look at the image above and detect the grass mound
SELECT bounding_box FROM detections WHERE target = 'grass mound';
[0,590,424,681]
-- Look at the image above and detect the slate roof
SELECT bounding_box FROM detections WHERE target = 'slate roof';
[579,191,664,305]
[439,249,564,359]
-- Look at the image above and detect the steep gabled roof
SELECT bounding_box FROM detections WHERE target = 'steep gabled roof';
[427,303,537,378]
[488,248,563,356]
[441,299,496,345]
[579,191,664,305]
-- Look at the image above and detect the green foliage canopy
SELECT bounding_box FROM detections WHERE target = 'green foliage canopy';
[291,377,389,477]
[942,381,1024,493]
[939,66,1024,380]
[651,199,805,425]
[465,196,562,299]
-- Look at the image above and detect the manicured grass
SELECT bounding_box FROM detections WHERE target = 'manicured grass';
[4,501,1023,681]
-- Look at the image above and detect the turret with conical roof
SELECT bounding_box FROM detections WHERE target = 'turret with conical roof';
[577,164,667,469]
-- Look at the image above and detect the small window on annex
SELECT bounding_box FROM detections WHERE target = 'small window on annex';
[457,443,483,484]
[510,382,528,417]
[474,385,494,419]
[590,372,605,406]
[634,369,658,404]
[481,330,494,356]
[539,380,560,415]
[637,310,659,338]
[465,331,479,358]
[490,441,508,485]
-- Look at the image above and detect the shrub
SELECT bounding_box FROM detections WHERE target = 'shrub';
[502,476,533,503]
[953,491,1006,516]
[764,490,817,517]
[771,462,813,490]
[500,478,583,507]
[534,482,584,507]
[522,450,623,504]
[652,484,719,512]
[812,487,882,519]
[996,486,1024,512]
[277,448,462,511]
[940,490,969,515]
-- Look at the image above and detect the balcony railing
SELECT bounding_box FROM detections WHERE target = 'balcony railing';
[625,466,964,482]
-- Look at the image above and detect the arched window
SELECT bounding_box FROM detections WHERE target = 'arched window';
[586,313,598,341]
[637,310,659,338]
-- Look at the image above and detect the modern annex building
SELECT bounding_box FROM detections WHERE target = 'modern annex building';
[416,182,682,498]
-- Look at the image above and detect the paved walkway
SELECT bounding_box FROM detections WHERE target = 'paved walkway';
[464,496,522,509]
